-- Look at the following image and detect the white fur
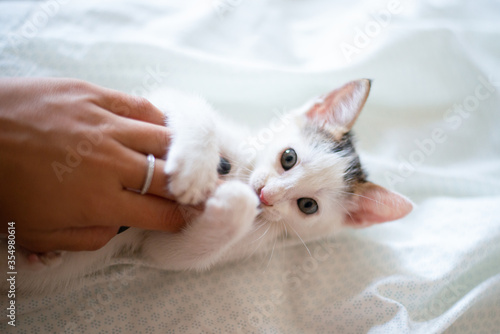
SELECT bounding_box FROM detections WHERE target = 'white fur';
[0,84,397,295]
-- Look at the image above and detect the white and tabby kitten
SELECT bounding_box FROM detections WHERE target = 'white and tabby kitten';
[3,79,413,295]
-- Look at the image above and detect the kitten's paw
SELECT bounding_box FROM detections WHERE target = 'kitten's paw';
[203,181,260,239]
[164,144,220,205]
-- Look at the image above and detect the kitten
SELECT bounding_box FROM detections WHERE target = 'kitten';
[2,79,413,295]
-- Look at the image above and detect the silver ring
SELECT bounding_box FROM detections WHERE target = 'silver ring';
[140,154,155,195]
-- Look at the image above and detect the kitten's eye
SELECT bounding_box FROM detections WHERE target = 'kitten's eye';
[297,198,318,215]
[281,148,297,171]
[217,157,231,175]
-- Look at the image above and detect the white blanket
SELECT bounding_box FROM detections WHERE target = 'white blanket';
[1,0,500,333]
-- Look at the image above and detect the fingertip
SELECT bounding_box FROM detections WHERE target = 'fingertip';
[116,193,188,233]
[155,201,187,233]
[167,204,189,233]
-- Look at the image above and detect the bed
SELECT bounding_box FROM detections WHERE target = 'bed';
[1,0,499,333]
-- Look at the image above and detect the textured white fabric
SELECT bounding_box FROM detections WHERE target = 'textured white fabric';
[1,0,500,333]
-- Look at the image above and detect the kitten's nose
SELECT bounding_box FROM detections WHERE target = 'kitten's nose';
[259,189,272,206]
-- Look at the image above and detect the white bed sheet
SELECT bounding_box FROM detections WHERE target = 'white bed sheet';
[1,0,500,333]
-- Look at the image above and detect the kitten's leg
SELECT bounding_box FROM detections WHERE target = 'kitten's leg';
[144,180,259,271]
[161,92,221,205]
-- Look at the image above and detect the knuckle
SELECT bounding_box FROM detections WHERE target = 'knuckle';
[159,204,186,232]
[159,206,173,227]
[96,120,116,137]
[63,78,93,94]
[132,96,155,115]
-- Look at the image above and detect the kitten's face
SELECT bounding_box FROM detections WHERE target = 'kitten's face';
[249,114,354,239]
[248,79,413,240]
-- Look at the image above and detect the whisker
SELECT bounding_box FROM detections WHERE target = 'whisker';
[220,156,254,176]
[264,228,278,271]
[251,223,272,244]
[279,221,288,264]
[281,220,288,239]
[245,221,273,260]
[286,222,312,258]
[332,198,355,222]
[226,155,255,170]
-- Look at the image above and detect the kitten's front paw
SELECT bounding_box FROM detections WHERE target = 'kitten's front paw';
[204,181,260,239]
[164,145,220,205]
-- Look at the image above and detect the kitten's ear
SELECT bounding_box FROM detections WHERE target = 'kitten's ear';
[345,182,413,228]
[306,79,371,132]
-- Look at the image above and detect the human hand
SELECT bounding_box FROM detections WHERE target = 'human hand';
[0,78,185,252]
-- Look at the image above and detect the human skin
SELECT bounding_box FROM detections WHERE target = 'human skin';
[0,78,185,253]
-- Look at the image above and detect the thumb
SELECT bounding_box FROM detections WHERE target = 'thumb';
[111,191,187,233]
[18,226,119,253]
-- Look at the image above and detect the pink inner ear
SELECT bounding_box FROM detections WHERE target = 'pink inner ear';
[346,182,413,227]
[306,79,371,131]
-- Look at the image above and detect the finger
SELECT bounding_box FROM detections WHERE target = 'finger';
[116,149,174,199]
[92,85,166,125]
[112,192,186,232]
[111,117,171,158]
[18,226,119,253]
